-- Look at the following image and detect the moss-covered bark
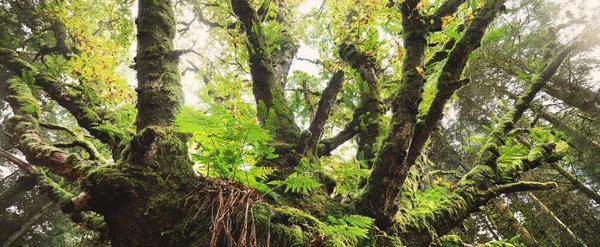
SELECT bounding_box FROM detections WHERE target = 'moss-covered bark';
[0,48,124,158]
[338,43,382,169]
[490,199,538,247]
[354,0,430,229]
[134,0,183,130]
[2,1,594,246]
[1,74,85,180]
[230,0,300,144]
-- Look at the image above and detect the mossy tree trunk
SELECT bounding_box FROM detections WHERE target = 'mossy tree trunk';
[528,192,588,247]
[1,0,598,246]
[490,199,538,247]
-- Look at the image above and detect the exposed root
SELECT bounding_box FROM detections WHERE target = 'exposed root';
[185,178,262,247]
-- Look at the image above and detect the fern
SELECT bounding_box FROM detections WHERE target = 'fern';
[322,215,373,239]
[268,172,322,193]
[175,105,277,191]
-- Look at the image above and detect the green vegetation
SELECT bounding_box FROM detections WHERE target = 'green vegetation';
[1,0,600,246]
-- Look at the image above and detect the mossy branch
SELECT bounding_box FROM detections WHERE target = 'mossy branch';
[40,122,81,137]
[353,0,431,228]
[338,43,383,169]
[482,181,557,198]
[0,148,90,214]
[0,47,123,156]
[355,0,505,230]
[406,0,505,171]
[391,26,579,245]
[53,140,105,162]
[230,0,300,143]
[40,122,106,161]
[476,41,582,168]
[1,76,87,180]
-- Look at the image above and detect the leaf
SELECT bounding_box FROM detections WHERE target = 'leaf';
[268,172,322,193]
[342,215,373,228]
[416,66,425,76]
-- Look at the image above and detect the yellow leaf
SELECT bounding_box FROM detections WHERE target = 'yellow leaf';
[415,66,425,76]
[396,49,405,59]
[441,15,454,27]
[414,0,425,10]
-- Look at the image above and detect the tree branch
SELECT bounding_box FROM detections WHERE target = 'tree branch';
[406,0,506,171]
[338,43,382,168]
[395,142,562,246]
[317,117,359,157]
[428,0,468,32]
[549,162,600,206]
[476,41,583,168]
[0,48,124,156]
[230,0,301,142]
[482,181,557,198]
[1,75,86,181]
[542,83,600,118]
[40,122,80,137]
[0,148,89,213]
[354,1,431,228]
[39,122,106,161]
[297,70,344,155]
[53,140,104,162]
[391,40,584,244]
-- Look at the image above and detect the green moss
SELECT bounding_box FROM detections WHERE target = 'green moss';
[6,78,41,118]
[273,206,324,229]
[322,234,351,247]
[126,126,194,181]
[456,165,494,191]
[84,165,138,195]
[436,235,463,247]
[393,192,469,246]
[270,224,307,245]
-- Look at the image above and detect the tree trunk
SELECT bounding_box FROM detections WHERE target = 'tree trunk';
[528,192,587,247]
[1,201,53,247]
[0,174,36,211]
[491,199,538,246]
[548,163,600,206]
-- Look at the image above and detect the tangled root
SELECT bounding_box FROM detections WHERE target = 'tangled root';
[185,178,263,247]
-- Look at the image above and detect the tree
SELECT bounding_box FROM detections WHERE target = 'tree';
[1,0,599,246]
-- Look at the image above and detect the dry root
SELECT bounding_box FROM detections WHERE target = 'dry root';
[185,179,262,247]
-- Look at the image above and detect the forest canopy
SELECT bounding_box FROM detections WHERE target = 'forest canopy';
[1,0,600,246]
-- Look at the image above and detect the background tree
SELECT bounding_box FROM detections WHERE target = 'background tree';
[1,0,599,246]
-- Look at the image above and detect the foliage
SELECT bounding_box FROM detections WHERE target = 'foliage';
[322,214,373,240]
[268,172,323,194]
[2,0,600,246]
[176,105,277,192]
